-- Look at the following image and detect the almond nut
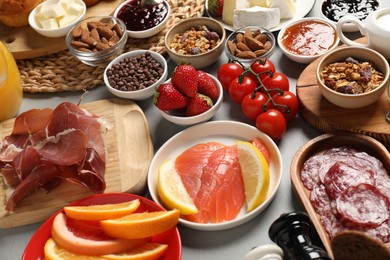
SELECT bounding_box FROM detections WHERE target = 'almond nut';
[236,51,256,59]
[254,49,269,57]
[237,42,251,52]
[244,36,264,51]
[227,40,237,55]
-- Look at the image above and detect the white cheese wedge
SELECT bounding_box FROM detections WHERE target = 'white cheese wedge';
[233,6,280,30]
[58,14,79,27]
[222,0,250,25]
[250,0,269,7]
[41,18,60,29]
[268,0,295,19]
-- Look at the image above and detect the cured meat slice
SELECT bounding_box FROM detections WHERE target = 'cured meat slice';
[336,183,390,228]
[300,153,328,190]
[310,185,331,215]
[323,161,375,199]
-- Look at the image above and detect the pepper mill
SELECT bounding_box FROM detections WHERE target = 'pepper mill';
[268,212,331,260]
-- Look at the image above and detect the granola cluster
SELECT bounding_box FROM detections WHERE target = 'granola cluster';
[320,57,385,94]
[169,25,221,55]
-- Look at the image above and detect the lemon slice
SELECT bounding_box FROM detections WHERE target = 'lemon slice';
[236,141,270,212]
[157,160,198,215]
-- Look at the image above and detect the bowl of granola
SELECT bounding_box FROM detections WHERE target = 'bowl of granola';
[164,17,226,69]
[316,46,389,109]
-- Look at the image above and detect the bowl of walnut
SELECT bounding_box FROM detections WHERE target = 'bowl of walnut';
[225,26,275,66]
[165,17,226,69]
[66,16,127,67]
[317,46,389,109]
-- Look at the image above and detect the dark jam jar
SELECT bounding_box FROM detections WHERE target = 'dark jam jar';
[322,0,379,22]
[117,0,168,31]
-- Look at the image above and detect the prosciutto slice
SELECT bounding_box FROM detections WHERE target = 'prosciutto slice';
[0,102,107,212]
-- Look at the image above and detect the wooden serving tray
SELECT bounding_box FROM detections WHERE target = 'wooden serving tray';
[0,0,122,59]
[0,99,154,228]
[290,133,390,258]
[296,38,390,150]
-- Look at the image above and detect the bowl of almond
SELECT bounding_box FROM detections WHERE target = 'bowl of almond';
[66,16,128,67]
[225,26,275,65]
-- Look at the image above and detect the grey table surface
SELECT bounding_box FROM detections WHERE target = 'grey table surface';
[2,0,389,259]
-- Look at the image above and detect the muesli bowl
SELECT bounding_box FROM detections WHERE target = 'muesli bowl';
[316,46,389,109]
[164,17,226,69]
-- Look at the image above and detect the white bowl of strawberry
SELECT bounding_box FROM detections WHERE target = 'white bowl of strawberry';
[154,64,223,125]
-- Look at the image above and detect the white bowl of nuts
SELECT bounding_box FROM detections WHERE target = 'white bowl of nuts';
[165,17,226,69]
[29,0,86,38]
[225,26,275,65]
[317,46,389,109]
[104,50,168,100]
[66,16,127,66]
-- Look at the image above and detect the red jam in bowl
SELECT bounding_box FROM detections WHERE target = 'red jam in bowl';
[116,0,168,31]
[281,20,337,56]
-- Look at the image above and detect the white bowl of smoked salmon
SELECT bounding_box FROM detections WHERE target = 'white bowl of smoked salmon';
[147,121,283,231]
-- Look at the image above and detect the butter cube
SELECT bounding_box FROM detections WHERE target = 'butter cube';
[68,3,84,16]
[58,0,75,12]
[41,18,60,29]
[58,14,78,27]
[40,4,67,19]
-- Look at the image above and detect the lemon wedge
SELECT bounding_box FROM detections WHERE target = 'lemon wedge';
[157,160,198,215]
[236,141,270,212]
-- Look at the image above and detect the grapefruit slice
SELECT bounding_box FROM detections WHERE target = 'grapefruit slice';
[250,137,271,165]
[44,238,105,260]
[51,212,149,256]
[64,200,141,221]
[100,209,180,240]
[158,160,198,215]
[102,243,168,260]
[236,141,270,212]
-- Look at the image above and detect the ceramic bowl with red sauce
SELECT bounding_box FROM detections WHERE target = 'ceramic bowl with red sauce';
[277,17,340,64]
[114,0,170,38]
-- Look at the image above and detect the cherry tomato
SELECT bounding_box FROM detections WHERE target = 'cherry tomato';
[255,109,286,141]
[217,63,244,91]
[272,91,299,122]
[229,76,257,104]
[262,72,290,94]
[241,92,271,121]
[249,59,276,83]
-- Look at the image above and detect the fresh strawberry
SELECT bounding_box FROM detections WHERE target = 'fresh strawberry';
[171,65,198,98]
[208,0,224,17]
[154,83,189,111]
[197,71,219,101]
[186,94,213,116]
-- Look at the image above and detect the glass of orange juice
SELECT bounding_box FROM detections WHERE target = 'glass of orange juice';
[0,41,23,122]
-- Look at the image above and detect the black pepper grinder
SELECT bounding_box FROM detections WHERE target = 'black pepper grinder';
[268,212,331,260]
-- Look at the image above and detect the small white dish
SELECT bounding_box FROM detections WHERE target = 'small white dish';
[28,0,86,38]
[114,0,170,38]
[104,50,168,100]
[147,121,283,231]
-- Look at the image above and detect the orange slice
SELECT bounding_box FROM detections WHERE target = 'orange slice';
[102,243,168,260]
[44,238,105,260]
[64,200,140,221]
[100,209,180,239]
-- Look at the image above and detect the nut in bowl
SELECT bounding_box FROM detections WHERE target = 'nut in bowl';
[104,50,168,100]
[28,0,86,38]
[66,16,127,67]
[225,26,275,65]
[316,46,390,109]
[165,17,226,69]
[154,64,223,126]
[278,17,339,64]
[114,0,170,39]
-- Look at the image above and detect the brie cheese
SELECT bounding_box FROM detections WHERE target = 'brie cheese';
[222,0,250,25]
[233,6,280,30]
[268,0,295,19]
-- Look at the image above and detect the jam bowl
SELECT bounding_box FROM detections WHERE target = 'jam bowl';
[113,0,170,38]
[278,17,340,64]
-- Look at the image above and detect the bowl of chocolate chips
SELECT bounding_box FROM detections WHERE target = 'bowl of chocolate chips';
[104,50,168,100]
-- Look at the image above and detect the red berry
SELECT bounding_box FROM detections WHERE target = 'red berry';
[171,65,198,98]
[186,94,213,116]
[197,71,219,101]
[154,83,189,111]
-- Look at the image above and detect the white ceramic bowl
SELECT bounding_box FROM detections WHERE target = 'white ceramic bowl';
[316,46,389,109]
[278,17,340,64]
[157,73,223,125]
[225,26,275,65]
[104,50,168,100]
[114,0,170,38]
[165,17,226,69]
[28,0,86,38]
[147,121,283,231]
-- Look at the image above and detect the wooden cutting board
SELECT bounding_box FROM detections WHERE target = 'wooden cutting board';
[0,0,122,59]
[296,38,390,150]
[0,99,154,228]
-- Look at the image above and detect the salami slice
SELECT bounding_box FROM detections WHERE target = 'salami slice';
[336,184,390,228]
[310,185,331,214]
[323,161,375,199]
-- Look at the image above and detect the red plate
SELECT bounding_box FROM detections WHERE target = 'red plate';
[22,193,182,260]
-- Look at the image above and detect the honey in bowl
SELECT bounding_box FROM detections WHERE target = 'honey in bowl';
[280,20,337,56]
[0,41,23,122]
